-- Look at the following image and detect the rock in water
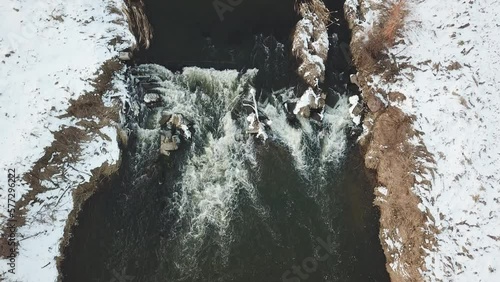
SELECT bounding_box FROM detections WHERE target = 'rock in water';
[160,134,178,156]
[168,114,183,128]
[118,51,132,61]
[159,112,172,126]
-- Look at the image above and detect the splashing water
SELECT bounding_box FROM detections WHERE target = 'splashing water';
[261,89,351,180]
[124,65,352,277]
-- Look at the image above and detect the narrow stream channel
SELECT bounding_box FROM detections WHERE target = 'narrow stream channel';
[61,1,389,281]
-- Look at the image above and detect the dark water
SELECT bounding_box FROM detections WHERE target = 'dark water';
[61,0,389,281]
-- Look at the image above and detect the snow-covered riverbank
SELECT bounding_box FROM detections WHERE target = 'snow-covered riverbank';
[0,0,134,280]
[347,0,500,280]
[3,0,499,280]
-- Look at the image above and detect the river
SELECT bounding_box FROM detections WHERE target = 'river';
[61,0,389,281]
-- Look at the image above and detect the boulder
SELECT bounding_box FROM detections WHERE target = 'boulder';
[316,97,326,109]
[160,135,178,155]
[247,126,260,134]
[365,153,379,170]
[159,112,172,126]
[285,102,296,114]
[351,103,364,116]
[307,93,317,108]
[367,94,385,113]
[173,135,181,143]
[168,114,183,128]
[350,74,360,88]
[348,95,363,125]
[246,113,260,134]
[119,52,132,61]
[298,106,311,118]
[159,113,192,139]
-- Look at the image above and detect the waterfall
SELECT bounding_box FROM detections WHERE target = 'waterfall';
[122,64,352,277]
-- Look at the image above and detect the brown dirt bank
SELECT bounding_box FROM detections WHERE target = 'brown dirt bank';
[55,1,153,279]
[344,1,436,281]
[1,2,151,278]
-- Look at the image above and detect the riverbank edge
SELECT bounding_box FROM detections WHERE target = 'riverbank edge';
[49,0,427,281]
[50,1,151,281]
[344,1,436,281]
[0,1,145,281]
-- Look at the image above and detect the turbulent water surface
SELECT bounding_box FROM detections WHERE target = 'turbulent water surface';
[62,0,389,281]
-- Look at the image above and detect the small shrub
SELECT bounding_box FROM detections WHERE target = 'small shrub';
[91,59,123,95]
[381,0,407,47]
[294,0,331,26]
[65,93,119,124]
[107,5,122,16]
[51,127,90,163]
[354,0,408,75]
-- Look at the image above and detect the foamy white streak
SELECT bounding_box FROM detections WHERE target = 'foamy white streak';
[320,95,351,165]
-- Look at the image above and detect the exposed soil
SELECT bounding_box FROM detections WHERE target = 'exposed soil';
[345,1,436,281]
[0,55,127,268]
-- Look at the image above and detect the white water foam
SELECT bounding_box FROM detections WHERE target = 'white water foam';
[319,95,351,166]
[177,113,261,241]
[262,91,351,178]
[132,66,271,271]
[130,65,352,274]
[262,100,308,171]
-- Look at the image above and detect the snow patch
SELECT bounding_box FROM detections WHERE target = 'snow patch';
[0,0,134,280]
[355,0,500,280]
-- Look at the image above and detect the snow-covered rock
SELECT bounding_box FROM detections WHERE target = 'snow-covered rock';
[348,95,362,125]
[292,0,330,121]
[292,2,329,88]
[293,87,326,118]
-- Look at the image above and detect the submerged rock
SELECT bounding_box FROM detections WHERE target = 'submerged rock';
[160,129,173,140]
[310,111,323,123]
